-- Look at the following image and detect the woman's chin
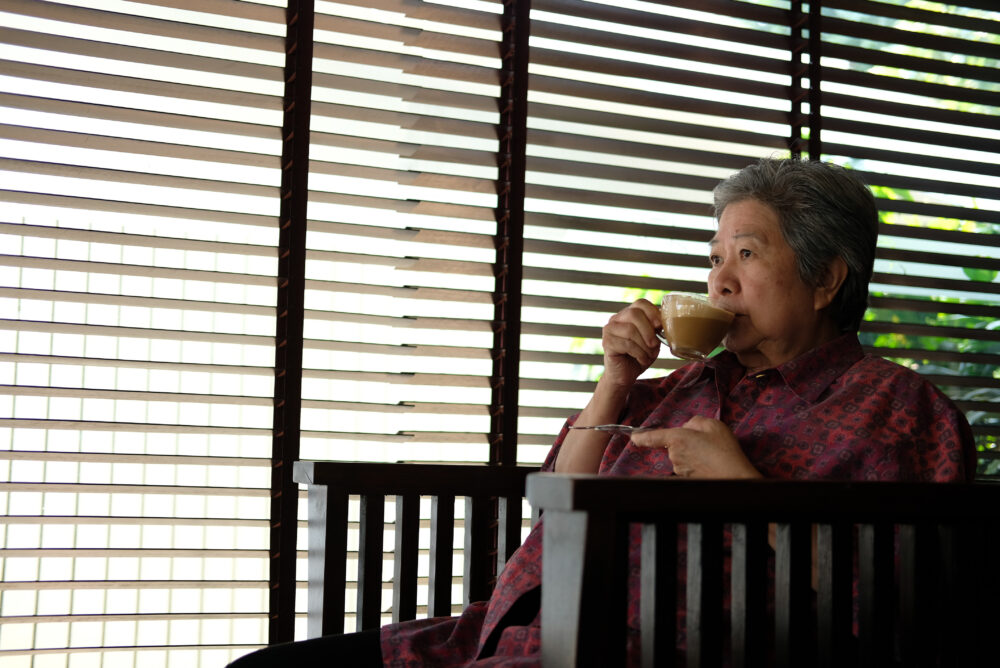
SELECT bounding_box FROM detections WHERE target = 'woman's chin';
[720,334,757,361]
[721,332,745,353]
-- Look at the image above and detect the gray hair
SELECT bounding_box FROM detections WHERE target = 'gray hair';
[712,158,879,333]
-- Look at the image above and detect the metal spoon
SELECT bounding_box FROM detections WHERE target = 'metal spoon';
[568,423,657,434]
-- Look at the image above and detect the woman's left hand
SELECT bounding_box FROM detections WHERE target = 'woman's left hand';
[630,416,762,479]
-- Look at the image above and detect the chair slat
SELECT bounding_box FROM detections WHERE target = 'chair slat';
[306,485,349,637]
[542,509,629,668]
[687,522,723,668]
[498,493,524,573]
[392,493,420,623]
[357,494,386,630]
[978,524,1000,667]
[816,522,854,668]
[858,522,894,667]
[429,494,456,618]
[774,522,813,667]
[465,495,494,605]
[899,523,938,668]
[730,522,768,668]
[641,521,677,668]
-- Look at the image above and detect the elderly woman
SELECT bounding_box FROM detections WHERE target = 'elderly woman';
[556,157,971,483]
[230,158,974,667]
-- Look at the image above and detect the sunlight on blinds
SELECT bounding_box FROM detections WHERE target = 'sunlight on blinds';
[0,0,286,664]
[298,0,504,465]
[516,0,794,462]
[2,0,999,663]
[817,1,1000,473]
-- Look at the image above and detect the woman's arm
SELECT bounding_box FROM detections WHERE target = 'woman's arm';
[553,376,630,473]
[554,299,662,474]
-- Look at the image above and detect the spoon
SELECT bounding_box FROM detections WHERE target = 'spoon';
[568,423,657,434]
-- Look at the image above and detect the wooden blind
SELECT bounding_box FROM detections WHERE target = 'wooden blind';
[816,0,1000,475]
[2,0,998,664]
[297,0,504,465]
[0,0,286,663]
[518,0,797,460]
[516,0,1000,472]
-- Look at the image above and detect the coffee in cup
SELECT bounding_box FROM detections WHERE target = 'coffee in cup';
[658,292,734,361]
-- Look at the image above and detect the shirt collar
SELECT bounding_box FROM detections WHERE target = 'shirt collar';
[678,333,864,403]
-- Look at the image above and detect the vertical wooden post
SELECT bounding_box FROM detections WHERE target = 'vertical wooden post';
[490,0,530,467]
[269,0,314,644]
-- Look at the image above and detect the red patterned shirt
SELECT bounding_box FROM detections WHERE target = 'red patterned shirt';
[380,334,975,666]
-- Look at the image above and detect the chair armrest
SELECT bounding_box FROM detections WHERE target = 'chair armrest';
[295,461,537,638]
[527,473,1000,668]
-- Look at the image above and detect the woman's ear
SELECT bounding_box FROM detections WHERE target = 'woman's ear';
[814,256,848,311]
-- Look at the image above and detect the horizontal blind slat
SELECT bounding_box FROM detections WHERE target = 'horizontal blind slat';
[0,26,282,81]
[0,124,278,170]
[823,0,1000,34]
[4,450,291,467]
[3,385,272,405]
[0,190,277,227]
[0,91,274,141]
[529,74,790,126]
[0,222,277,256]
[1,255,276,286]
[4,0,284,53]
[823,91,1000,133]
[822,65,1000,110]
[0,60,281,112]
[0,418,270,436]
[824,116,1000,156]
[822,13,1000,62]
[0,319,275,345]
[533,0,790,51]
[528,102,789,151]
[0,353,272,374]
[2,157,279,198]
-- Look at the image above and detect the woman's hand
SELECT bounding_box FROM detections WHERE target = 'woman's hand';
[554,299,661,474]
[630,416,761,479]
[600,299,662,390]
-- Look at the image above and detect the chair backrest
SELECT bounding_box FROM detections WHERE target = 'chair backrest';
[527,474,1000,668]
[293,461,536,638]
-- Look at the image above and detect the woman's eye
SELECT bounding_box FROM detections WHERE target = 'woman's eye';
[709,255,721,266]
[739,249,752,259]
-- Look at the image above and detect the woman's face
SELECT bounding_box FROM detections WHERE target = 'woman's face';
[708,199,840,373]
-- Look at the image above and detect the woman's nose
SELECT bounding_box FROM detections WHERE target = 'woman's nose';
[709,265,738,297]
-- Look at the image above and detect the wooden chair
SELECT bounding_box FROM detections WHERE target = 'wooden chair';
[526,474,1000,668]
[292,461,536,638]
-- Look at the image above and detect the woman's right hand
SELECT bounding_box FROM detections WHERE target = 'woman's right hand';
[554,299,662,474]
[599,298,662,390]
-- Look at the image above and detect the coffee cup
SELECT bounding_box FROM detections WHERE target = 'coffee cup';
[658,293,734,361]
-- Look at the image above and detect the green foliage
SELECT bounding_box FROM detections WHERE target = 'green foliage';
[963,267,999,283]
[623,286,665,306]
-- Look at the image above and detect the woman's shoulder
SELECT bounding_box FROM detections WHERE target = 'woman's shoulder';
[851,351,949,395]
[846,353,970,430]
